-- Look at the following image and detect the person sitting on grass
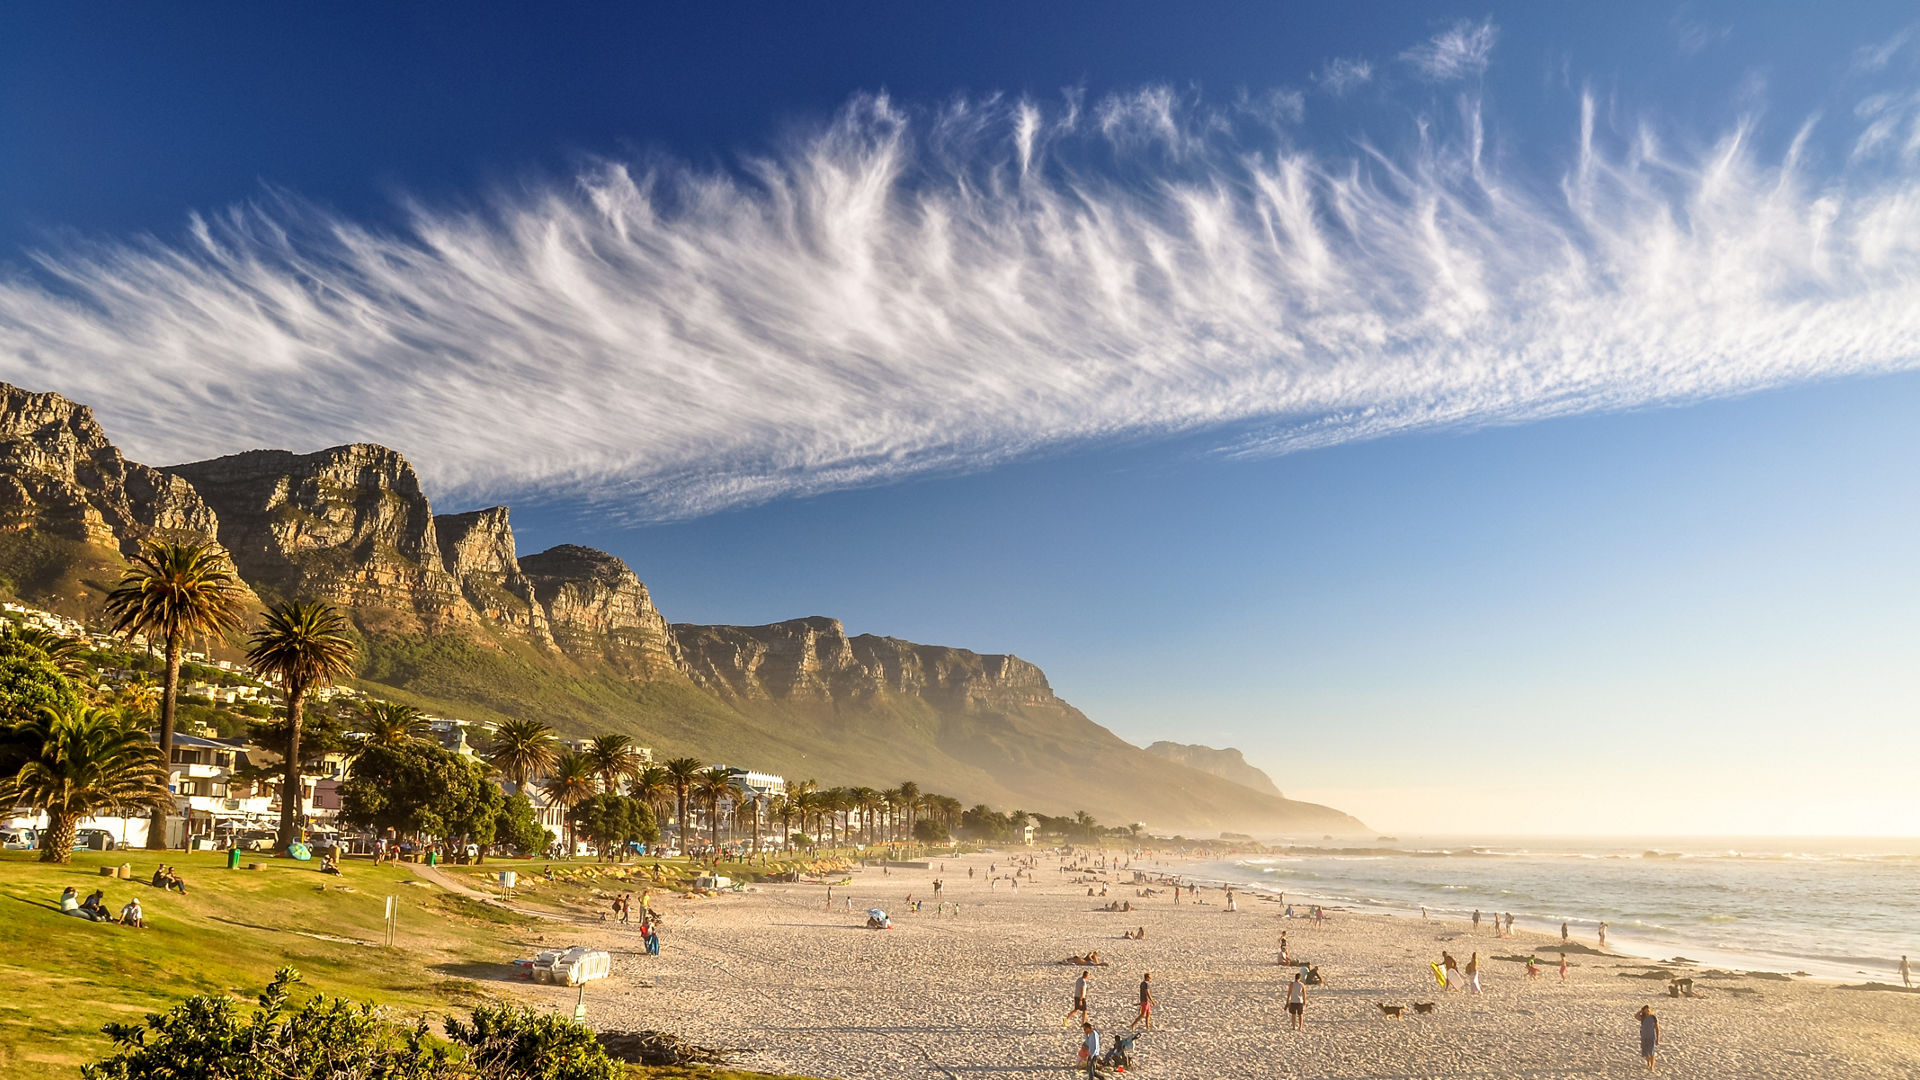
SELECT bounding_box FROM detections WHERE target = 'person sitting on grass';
[80,889,110,920]
[59,886,95,920]
[119,897,145,928]
[150,865,168,889]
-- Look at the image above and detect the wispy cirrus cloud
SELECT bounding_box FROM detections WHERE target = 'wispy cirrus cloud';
[3,45,1920,522]
[1315,57,1373,95]
[1400,19,1498,81]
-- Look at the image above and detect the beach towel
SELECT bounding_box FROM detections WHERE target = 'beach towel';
[1430,962,1448,988]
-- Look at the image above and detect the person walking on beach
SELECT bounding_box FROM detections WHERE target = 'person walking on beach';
[1505,912,1515,936]
[1062,970,1093,1028]
[1598,921,1609,949]
[1130,972,1154,1030]
[1559,953,1569,982]
[1286,971,1307,1031]
[1635,1005,1660,1070]
[1900,955,1911,988]
[1466,952,1481,994]
[1441,951,1460,990]
[1472,909,1481,932]
[1526,955,1541,979]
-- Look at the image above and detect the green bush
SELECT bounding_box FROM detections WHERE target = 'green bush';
[82,967,625,1080]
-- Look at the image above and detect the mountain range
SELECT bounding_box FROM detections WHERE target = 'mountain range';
[0,381,1359,834]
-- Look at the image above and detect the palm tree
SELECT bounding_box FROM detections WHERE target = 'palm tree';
[585,733,642,795]
[245,599,356,853]
[768,794,793,852]
[627,764,672,824]
[103,539,247,849]
[898,780,921,849]
[2,625,90,678]
[355,701,429,749]
[849,786,879,844]
[693,766,739,854]
[0,703,171,863]
[484,718,557,791]
[881,787,904,844]
[539,752,598,856]
[662,756,704,847]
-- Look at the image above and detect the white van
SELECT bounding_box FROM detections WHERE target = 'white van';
[1,827,38,850]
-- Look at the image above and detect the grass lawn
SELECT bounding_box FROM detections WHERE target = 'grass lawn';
[0,850,824,1080]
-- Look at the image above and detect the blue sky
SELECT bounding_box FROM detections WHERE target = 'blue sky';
[3,4,1917,834]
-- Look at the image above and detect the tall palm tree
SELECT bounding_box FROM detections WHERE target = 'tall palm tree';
[693,766,739,854]
[484,718,557,791]
[245,599,357,853]
[848,786,879,844]
[662,756,704,847]
[585,733,642,795]
[881,787,905,844]
[768,794,793,853]
[539,751,598,856]
[627,764,672,824]
[0,703,171,863]
[897,780,921,848]
[355,701,429,750]
[103,539,247,849]
[828,788,855,847]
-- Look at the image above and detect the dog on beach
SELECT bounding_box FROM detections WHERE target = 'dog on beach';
[1377,1004,1404,1018]
[1412,1002,1436,1014]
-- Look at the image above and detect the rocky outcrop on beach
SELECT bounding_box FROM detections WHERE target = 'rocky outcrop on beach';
[1144,741,1285,797]
[0,382,218,550]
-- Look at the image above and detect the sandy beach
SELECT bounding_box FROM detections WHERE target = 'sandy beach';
[533,852,1920,1079]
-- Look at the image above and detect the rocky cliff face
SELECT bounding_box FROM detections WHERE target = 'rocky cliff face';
[519,544,683,677]
[433,506,552,645]
[1144,741,1284,797]
[0,382,218,550]
[164,445,478,632]
[676,616,1057,712]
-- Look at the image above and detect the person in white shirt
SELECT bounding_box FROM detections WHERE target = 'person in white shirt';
[119,898,145,928]
[1286,972,1307,1031]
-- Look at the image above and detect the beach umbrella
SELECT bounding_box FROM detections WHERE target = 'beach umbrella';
[287,841,312,861]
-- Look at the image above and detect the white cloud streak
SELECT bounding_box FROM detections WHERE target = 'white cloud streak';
[1400,19,1498,81]
[3,70,1920,522]
[1315,57,1373,95]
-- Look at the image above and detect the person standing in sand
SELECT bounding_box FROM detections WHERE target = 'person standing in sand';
[1472,909,1481,932]
[1441,951,1460,990]
[1286,971,1307,1031]
[1599,921,1609,949]
[1636,1005,1660,1069]
[1559,953,1569,982]
[1062,969,1093,1028]
[1900,955,1910,988]
[1561,921,1570,942]
[1078,1023,1100,1077]
[1466,953,1481,994]
[1130,972,1154,1030]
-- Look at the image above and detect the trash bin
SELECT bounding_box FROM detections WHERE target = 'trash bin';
[227,846,241,870]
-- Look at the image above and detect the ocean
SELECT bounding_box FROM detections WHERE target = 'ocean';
[1198,836,1920,982]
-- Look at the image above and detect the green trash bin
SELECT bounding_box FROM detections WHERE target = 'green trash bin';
[227,846,241,870]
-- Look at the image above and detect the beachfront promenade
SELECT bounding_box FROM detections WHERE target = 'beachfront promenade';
[553,852,1917,1079]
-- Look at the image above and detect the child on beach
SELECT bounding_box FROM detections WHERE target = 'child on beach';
[1527,955,1540,979]
[1560,953,1569,982]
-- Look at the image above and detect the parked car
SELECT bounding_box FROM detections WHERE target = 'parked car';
[236,829,278,851]
[1,827,37,850]
[74,828,117,851]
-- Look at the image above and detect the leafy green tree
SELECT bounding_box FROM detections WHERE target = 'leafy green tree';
[0,624,90,678]
[912,817,949,843]
[0,703,170,862]
[445,1002,623,1080]
[246,600,357,853]
[494,791,549,855]
[337,740,497,843]
[103,540,248,850]
[0,645,82,726]
[568,793,658,860]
